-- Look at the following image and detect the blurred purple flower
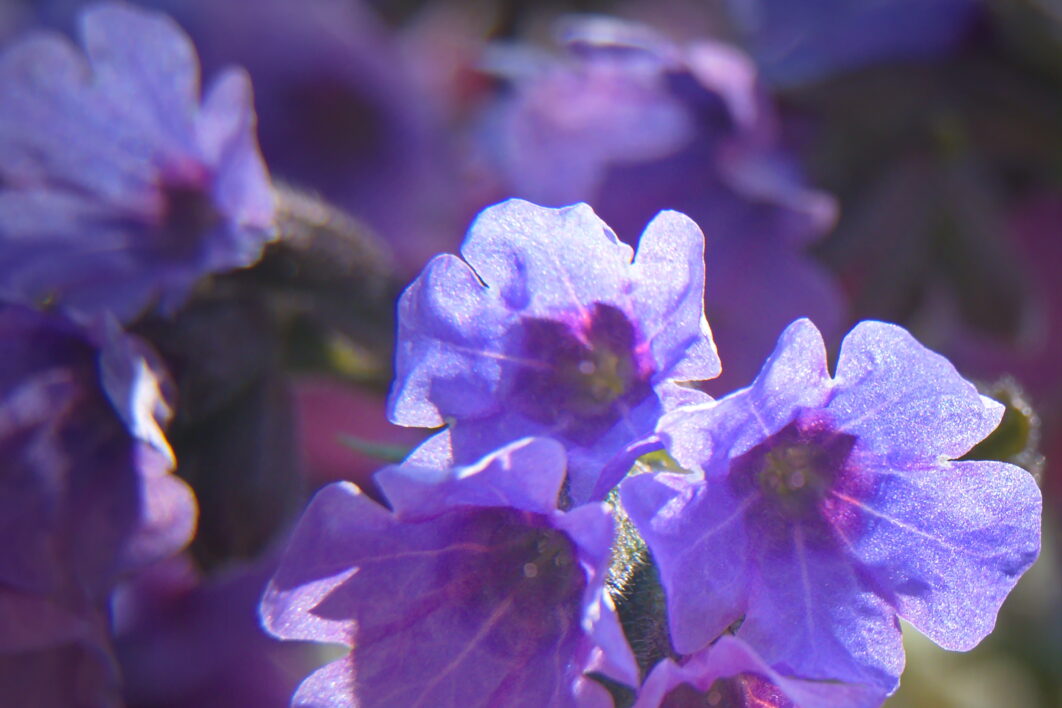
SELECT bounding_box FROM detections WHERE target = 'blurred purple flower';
[0,304,196,703]
[261,437,637,707]
[387,199,719,502]
[476,17,841,392]
[725,0,982,85]
[633,635,885,708]
[139,0,463,274]
[0,1,274,322]
[622,318,1041,690]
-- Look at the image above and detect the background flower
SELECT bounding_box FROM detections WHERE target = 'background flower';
[0,304,195,704]
[0,1,274,322]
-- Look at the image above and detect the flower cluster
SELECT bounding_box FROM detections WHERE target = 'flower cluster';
[263,199,1042,706]
[0,1,1052,706]
[0,2,267,701]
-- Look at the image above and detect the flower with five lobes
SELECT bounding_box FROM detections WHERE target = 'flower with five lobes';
[388,199,720,503]
[0,2,275,322]
[261,437,637,707]
[622,318,1042,692]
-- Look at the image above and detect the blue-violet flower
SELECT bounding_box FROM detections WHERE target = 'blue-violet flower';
[622,318,1042,690]
[261,437,637,707]
[387,199,719,503]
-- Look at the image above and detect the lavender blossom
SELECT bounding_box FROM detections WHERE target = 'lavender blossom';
[0,1,274,322]
[261,437,637,707]
[0,304,196,702]
[387,199,719,503]
[622,318,1042,690]
[634,635,885,708]
[476,18,842,392]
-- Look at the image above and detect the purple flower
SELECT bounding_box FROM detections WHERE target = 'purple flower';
[387,199,719,502]
[0,304,196,702]
[136,0,464,274]
[622,318,1042,690]
[260,437,637,707]
[633,635,885,708]
[475,18,842,392]
[0,1,274,322]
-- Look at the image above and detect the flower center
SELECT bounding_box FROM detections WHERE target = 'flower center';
[730,417,857,522]
[513,302,653,441]
[758,443,823,497]
[161,182,221,241]
[438,508,586,658]
[128,168,222,262]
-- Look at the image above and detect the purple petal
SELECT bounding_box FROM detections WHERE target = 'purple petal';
[460,200,634,316]
[292,656,357,708]
[198,67,275,235]
[635,635,885,708]
[621,474,751,655]
[736,523,904,689]
[658,319,830,476]
[261,482,391,647]
[829,321,1004,462]
[389,252,509,427]
[80,2,200,154]
[629,210,720,382]
[0,32,150,196]
[836,458,1041,650]
[377,437,568,519]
